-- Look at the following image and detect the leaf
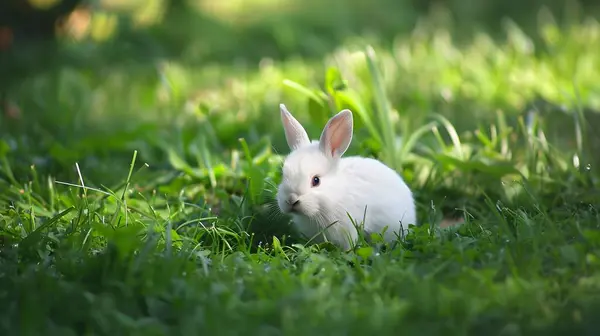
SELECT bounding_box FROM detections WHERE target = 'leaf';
[316,241,338,252]
[167,148,200,178]
[271,235,290,260]
[19,206,75,253]
[474,128,494,149]
[94,222,147,259]
[356,246,374,259]
[239,138,266,205]
[430,114,464,160]
[247,165,266,205]
[308,97,329,126]
[0,140,10,157]
[325,67,346,95]
[398,121,439,163]
[364,46,397,168]
[193,136,217,188]
[282,79,330,125]
[282,79,327,104]
[169,229,183,249]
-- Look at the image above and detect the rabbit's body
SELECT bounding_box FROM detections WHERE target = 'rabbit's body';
[276,104,416,250]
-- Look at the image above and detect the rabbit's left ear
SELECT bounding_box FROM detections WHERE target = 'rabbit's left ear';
[280,104,310,151]
[319,109,353,159]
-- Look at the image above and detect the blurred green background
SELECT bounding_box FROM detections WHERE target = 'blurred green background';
[3,0,600,62]
[2,0,600,180]
[1,0,600,75]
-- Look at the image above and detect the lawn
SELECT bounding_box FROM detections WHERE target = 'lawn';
[1,1,600,335]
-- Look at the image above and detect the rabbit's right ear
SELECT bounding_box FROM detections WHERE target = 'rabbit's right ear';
[319,109,353,159]
[280,104,310,150]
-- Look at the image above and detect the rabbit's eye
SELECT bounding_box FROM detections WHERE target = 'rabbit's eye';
[311,175,320,187]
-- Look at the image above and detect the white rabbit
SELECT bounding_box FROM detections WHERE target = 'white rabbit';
[276,104,417,250]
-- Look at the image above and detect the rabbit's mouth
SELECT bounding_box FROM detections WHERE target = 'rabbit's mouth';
[277,191,318,217]
[284,202,302,214]
[283,201,312,217]
[280,193,302,214]
[278,200,297,214]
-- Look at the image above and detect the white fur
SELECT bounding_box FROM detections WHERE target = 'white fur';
[276,104,416,250]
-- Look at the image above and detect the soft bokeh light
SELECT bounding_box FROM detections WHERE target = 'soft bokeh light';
[0,26,13,51]
[131,0,167,27]
[56,6,91,41]
[195,0,294,23]
[28,0,62,10]
[89,11,119,41]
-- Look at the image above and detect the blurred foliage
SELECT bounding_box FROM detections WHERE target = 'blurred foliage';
[2,0,600,91]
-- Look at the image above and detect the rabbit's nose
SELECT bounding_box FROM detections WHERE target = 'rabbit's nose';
[286,194,300,207]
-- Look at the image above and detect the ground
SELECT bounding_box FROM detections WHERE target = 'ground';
[1,1,600,335]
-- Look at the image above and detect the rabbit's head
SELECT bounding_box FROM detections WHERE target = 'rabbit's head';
[276,104,353,221]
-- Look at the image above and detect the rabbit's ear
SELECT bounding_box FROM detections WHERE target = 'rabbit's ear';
[319,109,353,159]
[280,104,310,150]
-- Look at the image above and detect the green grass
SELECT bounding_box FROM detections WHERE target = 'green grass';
[2,4,600,335]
